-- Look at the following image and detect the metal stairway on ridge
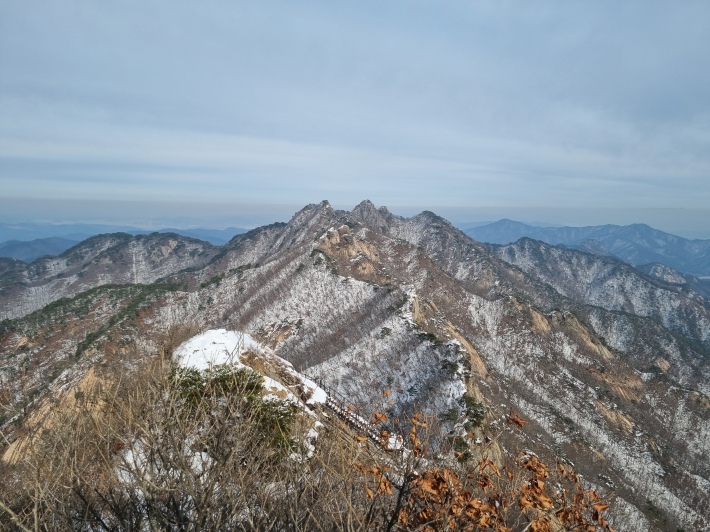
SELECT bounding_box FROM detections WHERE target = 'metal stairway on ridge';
[306,374,395,450]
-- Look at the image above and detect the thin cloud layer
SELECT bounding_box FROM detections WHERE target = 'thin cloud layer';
[1,1,709,230]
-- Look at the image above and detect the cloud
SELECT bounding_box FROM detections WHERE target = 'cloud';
[1,0,709,214]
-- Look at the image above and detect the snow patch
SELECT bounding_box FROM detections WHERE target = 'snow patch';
[173,328,263,370]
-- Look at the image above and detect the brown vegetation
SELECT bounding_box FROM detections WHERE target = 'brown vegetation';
[0,344,614,532]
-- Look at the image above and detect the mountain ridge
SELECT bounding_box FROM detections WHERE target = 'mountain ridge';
[0,237,80,263]
[1,200,709,530]
[0,222,247,251]
[465,218,710,277]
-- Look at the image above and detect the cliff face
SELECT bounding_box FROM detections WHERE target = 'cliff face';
[1,200,708,530]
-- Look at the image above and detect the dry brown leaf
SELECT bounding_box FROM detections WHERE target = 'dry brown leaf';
[411,413,428,427]
[538,493,554,509]
[481,458,502,477]
[478,474,493,491]
[530,518,552,532]
[506,411,528,429]
[593,502,609,512]
[378,478,393,495]
[373,411,388,424]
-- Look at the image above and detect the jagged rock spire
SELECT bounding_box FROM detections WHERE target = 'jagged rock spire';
[351,200,396,232]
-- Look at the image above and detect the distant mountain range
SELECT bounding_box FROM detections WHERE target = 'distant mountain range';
[464,219,710,277]
[6,218,710,285]
[155,227,247,245]
[0,237,80,263]
[0,223,247,262]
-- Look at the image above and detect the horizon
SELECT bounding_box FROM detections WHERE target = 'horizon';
[1,197,709,240]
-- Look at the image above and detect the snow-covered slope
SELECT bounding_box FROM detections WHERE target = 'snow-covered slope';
[0,233,218,320]
[173,328,328,411]
[2,200,709,530]
[493,238,710,350]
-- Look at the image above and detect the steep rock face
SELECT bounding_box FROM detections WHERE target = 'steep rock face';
[350,199,398,234]
[1,201,709,530]
[0,233,217,320]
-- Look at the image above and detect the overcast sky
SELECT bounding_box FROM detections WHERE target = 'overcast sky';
[1,1,709,236]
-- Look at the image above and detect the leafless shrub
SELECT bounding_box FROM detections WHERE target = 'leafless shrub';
[0,349,614,531]
[157,322,204,360]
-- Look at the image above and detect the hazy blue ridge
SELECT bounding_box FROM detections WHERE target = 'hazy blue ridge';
[0,237,79,263]
[0,222,151,243]
[0,223,247,259]
[463,219,710,277]
[154,227,247,245]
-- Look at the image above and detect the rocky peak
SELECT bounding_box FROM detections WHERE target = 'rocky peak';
[412,210,454,230]
[351,199,399,233]
[284,200,337,233]
[288,200,334,225]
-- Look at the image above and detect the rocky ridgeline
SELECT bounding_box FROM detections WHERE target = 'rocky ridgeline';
[1,200,708,530]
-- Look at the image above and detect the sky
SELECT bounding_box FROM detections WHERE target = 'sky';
[1,1,709,236]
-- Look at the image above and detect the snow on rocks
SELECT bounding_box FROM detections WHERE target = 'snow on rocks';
[173,328,329,409]
[399,285,418,326]
[173,328,262,370]
[303,377,328,405]
[173,330,407,457]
